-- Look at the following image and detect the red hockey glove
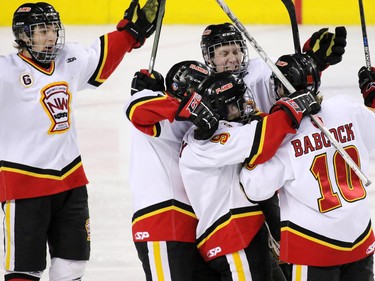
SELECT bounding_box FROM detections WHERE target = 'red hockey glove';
[270,97,303,128]
[270,90,320,129]
[358,66,375,108]
[131,69,165,95]
[303,26,347,71]
[175,92,219,140]
[117,0,160,48]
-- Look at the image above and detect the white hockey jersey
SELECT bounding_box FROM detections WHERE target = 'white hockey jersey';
[0,30,137,201]
[240,95,375,266]
[243,57,275,113]
[125,89,198,243]
[179,107,298,261]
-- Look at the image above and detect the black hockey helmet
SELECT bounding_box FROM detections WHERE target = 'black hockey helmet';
[12,2,65,63]
[197,72,256,124]
[272,53,321,100]
[166,60,210,100]
[200,23,249,74]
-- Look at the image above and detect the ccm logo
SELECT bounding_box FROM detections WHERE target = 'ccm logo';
[207,246,222,258]
[366,242,375,254]
[134,232,150,240]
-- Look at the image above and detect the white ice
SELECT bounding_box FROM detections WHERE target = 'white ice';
[0,24,375,280]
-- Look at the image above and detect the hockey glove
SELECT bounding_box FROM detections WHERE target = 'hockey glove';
[303,26,347,71]
[117,0,160,48]
[270,91,321,129]
[131,69,165,95]
[175,92,219,140]
[358,66,375,108]
[289,90,321,116]
[270,97,303,128]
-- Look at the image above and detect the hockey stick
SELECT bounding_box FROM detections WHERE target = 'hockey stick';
[358,0,372,70]
[214,0,372,186]
[281,0,301,54]
[148,0,166,73]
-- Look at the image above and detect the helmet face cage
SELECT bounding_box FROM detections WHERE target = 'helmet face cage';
[272,53,321,101]
[12,3,65,63]
[205,40,249,75]
[199,73,256,124]
[201,23,249,75]
[166,61,210,100]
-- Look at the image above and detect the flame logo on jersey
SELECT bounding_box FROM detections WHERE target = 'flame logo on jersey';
[211,132,230,144]
[40,82,72,134]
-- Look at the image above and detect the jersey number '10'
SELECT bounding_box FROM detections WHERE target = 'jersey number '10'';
[310,145,366,213]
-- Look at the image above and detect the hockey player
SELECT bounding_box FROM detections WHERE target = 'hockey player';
[125,60,220,281]
[239,56,375,281]
[178,71,321,281]
[200,22,346,112]
[199,22,346,278]
[0,1,162,280]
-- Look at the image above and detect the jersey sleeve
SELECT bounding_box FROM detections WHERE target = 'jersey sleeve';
[183,109,296,167]
[125,89,180,136]
[245,110,296,165]
[240,154,287,201]
[70,29,138,91]
[87,30,137,87]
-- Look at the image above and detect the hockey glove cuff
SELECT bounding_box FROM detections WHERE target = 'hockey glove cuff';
[289,90,321,116]
[270,97,304,129]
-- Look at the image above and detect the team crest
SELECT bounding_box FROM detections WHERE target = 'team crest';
[40,82,72,134]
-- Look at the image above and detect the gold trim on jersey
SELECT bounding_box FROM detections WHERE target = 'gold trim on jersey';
[93,33,109,84]
[281,225,373,251]
[128,95,169,121]
[197,209,263,248]
[0,156,83,180]
[17,53,55,75]
[132,205,197,225]
[248,115,267,165]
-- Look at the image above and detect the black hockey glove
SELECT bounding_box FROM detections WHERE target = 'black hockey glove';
[131,69,165,95]
[117,0,160,48]
[289,90,321,116]
[175,92,219,140]
[303,26,347,71]
[358,66,375,108]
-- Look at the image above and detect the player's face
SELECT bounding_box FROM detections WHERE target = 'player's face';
[212,43,244,73]
[31,23,59,53]
[226,103,241,120]
[226,92,256,122]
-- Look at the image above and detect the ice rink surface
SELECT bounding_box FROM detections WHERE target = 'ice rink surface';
[0,23,375,280]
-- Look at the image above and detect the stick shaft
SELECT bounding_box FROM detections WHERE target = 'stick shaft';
[148,0,166,73]
[359,0,371,69]
[281,0,301,54]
